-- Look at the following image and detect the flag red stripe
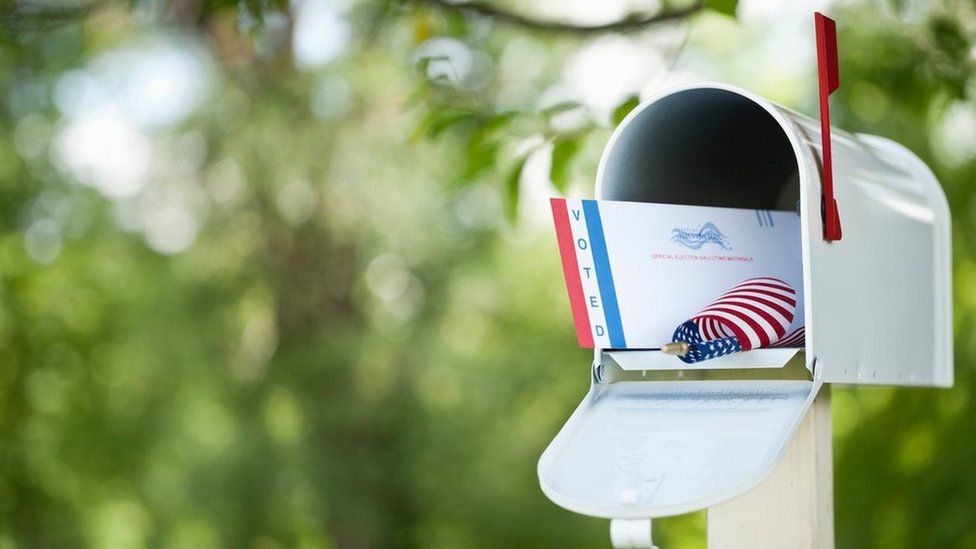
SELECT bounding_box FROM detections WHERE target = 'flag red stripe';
[715,309,771,347]
[730,277,792,290]
[772,327,804,344]
[722,291,795,318]
[723,287,796,307]
[689,277,801,351]
[731,281,795,293]
[724,300,787,339]
[697,312,754,349]
[704,306,772,348]
[716,296,793,333]
[697,319,711,340]
[770,330,805,348]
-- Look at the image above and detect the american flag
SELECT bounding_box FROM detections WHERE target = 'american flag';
[672,277,805,363]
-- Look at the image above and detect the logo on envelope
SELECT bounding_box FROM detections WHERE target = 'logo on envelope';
[670,222,731,251]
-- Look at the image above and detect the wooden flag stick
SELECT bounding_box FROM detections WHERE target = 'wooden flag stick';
[661,341,690,356]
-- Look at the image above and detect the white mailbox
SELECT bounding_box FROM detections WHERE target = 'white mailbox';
[538,82,953,524]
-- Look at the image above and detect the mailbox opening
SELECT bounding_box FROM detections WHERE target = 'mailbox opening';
[598,88,800,212]
[595,86,807,363]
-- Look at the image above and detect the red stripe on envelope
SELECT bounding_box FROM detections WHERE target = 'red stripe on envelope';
[550,198,594,347]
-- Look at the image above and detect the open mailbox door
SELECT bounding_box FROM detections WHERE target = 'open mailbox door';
[538,355,819,518]
[538,82,952,522]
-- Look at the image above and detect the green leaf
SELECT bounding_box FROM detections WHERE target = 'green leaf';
[930,15,968,62]
[429,112,476,138]
[541,101,583,118]
[705,0,738,17]
[549,136,581,193]
[412,107,481,141]
[462,132,499,180]
[484,110,521,132]
[504,155,529,223]
[612,95,640,126]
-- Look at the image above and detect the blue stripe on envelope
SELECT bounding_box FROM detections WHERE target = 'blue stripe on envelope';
[582,200,626,349]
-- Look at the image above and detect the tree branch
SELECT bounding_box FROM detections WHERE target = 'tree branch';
[418,0,705,34]
[0,1,104,25]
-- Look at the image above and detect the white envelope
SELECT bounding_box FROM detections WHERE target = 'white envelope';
[550,198,804,350]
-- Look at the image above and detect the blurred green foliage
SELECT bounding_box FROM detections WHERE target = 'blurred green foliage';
[0,0,974,548]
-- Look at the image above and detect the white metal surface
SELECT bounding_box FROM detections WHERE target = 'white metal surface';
[595,82,952,387]
[537,378,821,518]
[538,82,953,524]
[607,348,799,371]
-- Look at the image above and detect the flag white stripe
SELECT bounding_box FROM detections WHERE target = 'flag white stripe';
[713,297,792,334]
[694,309,762,348]
[729,283,793,295]
[725,284,796,299]
[722,289,796,310]
[731,277,793,289]
[697,318,710,340]
[697,303,778,345]
[770,328,805,347]
[687,277,801,352]
[779,329,805,345]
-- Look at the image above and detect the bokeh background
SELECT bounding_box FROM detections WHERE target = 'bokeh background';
[1,0,975,547]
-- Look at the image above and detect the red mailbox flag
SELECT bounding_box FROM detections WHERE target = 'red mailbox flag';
[816,12,842,241]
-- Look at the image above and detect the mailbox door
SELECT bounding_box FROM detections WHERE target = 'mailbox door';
[537,376,821,518]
